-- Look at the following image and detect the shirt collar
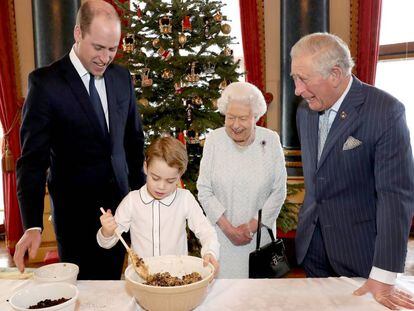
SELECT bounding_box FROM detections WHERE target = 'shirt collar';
[330,76,353,113]
[139,184,177,207]
[69,46,89,78]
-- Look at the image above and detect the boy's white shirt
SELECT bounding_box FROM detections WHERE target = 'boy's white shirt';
[97,185,220,260]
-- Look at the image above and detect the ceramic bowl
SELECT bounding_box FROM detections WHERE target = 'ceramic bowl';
[34,263,79,285]
[9,282,78,311]
[125,255,214,311]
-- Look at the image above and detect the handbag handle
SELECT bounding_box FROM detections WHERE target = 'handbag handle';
[255,209,276,251]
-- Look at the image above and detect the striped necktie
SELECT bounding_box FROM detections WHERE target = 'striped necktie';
[318,109,332,161]
[89,74,107,134]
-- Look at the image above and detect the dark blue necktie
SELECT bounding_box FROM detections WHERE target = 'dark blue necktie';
[89,74,108,134]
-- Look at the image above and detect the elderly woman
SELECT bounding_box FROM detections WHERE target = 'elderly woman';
[197,82,287,278]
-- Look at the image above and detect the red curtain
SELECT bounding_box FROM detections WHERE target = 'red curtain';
[239,0,270,127]
[356,0,382,84]
[0,0,23,253]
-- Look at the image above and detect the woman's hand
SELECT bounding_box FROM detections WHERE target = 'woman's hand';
[217,215,253,245]
[227,224,253,245]
[203,254,220,277]
[99,209,117,237]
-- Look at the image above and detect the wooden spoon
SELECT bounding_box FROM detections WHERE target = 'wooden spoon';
[100,208,149,281]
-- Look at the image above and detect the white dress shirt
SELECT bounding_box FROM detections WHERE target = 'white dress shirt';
[97,185,220,260]
[69,47,109,129]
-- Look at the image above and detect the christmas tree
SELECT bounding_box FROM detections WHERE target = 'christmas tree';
[114,0,242,193]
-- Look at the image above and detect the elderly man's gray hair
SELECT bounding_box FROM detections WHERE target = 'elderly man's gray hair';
[290,32,355,78]
[217,82,267,121]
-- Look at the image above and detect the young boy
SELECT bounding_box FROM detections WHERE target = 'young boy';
[97,136,220,274]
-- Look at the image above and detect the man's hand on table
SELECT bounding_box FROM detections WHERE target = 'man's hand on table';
[13,229,42,273]
[354,278,414,310]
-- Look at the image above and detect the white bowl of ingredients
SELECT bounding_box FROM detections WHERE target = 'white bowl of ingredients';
[9,282,78,311]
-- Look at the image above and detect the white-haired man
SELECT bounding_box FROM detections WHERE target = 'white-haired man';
[292,32,414,309]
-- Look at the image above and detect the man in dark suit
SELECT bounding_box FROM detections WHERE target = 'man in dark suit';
[14,0,145,280]
[291,32,414,309]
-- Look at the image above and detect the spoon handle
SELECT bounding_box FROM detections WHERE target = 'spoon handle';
[100,207,130,251]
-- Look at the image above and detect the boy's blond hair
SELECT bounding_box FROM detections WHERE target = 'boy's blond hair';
[146,137,188,175]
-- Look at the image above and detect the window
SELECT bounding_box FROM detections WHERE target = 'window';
[375,0,414,150]
[221,1,244,76]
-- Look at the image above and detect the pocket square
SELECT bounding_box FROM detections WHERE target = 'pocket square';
[343,136,362,150]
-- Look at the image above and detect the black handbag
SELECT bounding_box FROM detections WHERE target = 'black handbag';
[249,209,290,278]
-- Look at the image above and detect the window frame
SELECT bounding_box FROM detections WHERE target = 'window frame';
[378,41,414,61]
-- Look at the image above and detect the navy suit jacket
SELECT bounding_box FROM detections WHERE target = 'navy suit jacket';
[296,76,414,277]
[16,54,146,235]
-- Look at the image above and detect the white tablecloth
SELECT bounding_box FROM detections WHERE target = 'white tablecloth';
[1,276,414,310]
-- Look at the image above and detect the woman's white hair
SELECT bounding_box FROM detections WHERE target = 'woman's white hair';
[290,32,354,78]
[217,82,267,121]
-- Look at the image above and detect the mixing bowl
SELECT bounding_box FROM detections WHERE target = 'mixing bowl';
[125,255,214,311]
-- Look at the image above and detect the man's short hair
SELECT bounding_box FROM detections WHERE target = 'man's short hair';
[76,0,120,36]
[290,32,355,78]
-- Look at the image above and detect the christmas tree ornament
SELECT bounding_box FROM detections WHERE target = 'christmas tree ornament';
[186,130,200,144]
[159,16,172,34]
[122,34,135,53]
[211,98,218,108]
[152,38,161,48]
[161,49,172,61]
[223,47,233,56]
[161,69,173,79]
[192,96,203,106]
[185,62,200,83]
[156,47,172,60]
[157,47,165,55]
[138,98,149,107]
[182,15,192,32]
[178,33,187,47]
[221,23,231,35]
[213,12,222,22]
[140,68,153,87]
[204,62,216,74]
[203,16,211,37]
[130,72,139,85]
[219,79,228,89]
[137,7,142,19]
[174,81,184,94]
[186,101,193,125]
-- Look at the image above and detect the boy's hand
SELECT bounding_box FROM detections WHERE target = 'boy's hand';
[203,253,219,278]
[99,209,117,237]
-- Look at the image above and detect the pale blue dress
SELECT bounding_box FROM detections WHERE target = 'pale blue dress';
[197,127,287,278]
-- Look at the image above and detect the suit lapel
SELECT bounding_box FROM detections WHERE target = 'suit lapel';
[317,76,366,169]
[104,68,119,148]
[60,55,108,142]
[306,109,319,171]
